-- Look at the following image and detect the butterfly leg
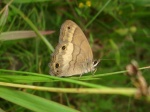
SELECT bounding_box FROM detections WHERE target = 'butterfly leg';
[92,67,97,76]
[79,73,83,78]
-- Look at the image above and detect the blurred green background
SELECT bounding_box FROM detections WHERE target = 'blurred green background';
[0,0,150,112]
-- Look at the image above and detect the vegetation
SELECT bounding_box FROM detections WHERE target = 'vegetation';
[0,0,150,112]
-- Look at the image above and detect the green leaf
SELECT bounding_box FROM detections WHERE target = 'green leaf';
[0,87,79,112]
[0,4,9,29]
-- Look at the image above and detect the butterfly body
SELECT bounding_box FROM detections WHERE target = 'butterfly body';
[49,20,99,77]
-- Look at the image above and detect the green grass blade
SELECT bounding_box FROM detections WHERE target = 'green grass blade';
[85,0,111,28]
[0,87,79,112]
[9,5,54,52]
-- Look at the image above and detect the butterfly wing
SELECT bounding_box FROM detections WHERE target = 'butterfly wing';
[50,20,94,76]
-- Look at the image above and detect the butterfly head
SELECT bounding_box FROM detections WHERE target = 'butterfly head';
[93,60,100,68]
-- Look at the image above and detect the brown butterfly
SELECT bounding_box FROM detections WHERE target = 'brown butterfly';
[49,20,99,77]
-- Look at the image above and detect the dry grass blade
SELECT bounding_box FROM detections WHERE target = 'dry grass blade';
[0,30,55,41]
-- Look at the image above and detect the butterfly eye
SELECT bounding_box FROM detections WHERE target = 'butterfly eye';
[55,63,60,68]
[94,61,97,65]
[93,60,100,67]
[62,46,66,50]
